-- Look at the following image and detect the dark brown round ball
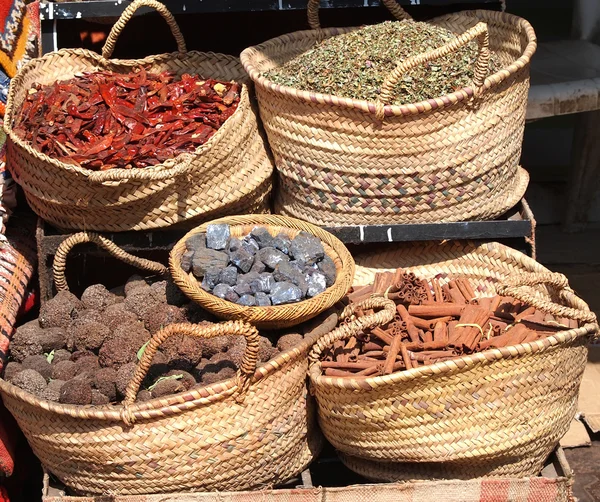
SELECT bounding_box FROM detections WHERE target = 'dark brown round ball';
[12,369,47,397]
[38,328,67,352]
[143,304,186,335]
[41,379,65,402]
[52,360,78,381]
[198,335,230,358]
[136,389,153,402]
[81,284,121,311]
[51,349,72,364]
[74,356,100,377]
[93,368,117,402]
[201,367,236,386]
[162,335,202,371]
[150,378,186,399]
[70,350,95,362]
[99,323,148,369]
[59,379,92,405]
[70,320,110,352]
[115,362,137,398]
[91,390,110,406]
[124,275,149,296]
[124,289,161,319]
[4,362,22,382]
[276,333,304,352]
[22,355,53,381]
[102,304,139,331]
[10,320,44,362]
[39,291,84,329]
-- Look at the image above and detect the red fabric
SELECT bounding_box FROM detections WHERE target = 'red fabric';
[0,405,16,477]
[0,486,9,502]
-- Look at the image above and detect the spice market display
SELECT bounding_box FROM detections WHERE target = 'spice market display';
[0,0,597,500]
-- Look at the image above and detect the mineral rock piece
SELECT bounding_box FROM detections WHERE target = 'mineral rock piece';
[233,283,252,297]
[272,233,292,255]
[213,284,234,300]
[250,260,266,274]
[237,295,256,306]
[270,282,303,305]
[317,255,337,287]
[241,236,260,255]
[229,247,254,273]
[206,224,230,250]
[255,292,272,307]
[250,273,275,294]
[290,232,325,265]
[237,272,260,286]
[185,233,206,252]
[201,267,221,291]
[192,249,229,278]
[306,271,327,297]
[224,289,240,303]
[250,227,274,249]
[180,250,195,273]
[256,247,288,269]
[219,266,238,287]
[229,237,242,253]
[273,261,308,295]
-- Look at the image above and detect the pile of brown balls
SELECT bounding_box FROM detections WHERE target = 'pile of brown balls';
[4,276,306,406]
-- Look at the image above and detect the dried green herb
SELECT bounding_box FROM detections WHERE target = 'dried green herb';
[264,20,500,105]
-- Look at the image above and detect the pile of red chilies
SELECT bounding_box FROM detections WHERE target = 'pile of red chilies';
[13,69,241,170]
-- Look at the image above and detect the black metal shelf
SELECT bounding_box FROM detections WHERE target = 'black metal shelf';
[36,200,534,301]
[40,0,498,21]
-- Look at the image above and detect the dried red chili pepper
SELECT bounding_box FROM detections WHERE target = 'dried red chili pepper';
[13,68,241,170]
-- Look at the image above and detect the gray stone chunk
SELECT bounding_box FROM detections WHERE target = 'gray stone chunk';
[306,271,327,297]
[219,266,238,287]
[233,283,252,296]
[241,236,260,255]
[229,237,242,252]
[255,292,272,307]
[270,282,303,306]
[250,273,276,294]
[180,250,195,273]
[250,227,274,249]
[237,294,256,306]
[192,249,229,278]
[317,255,337,287]
[229,247,255,273]
[290,232,325,265]
[250,260,266,273]
[257,247,288,269]
[213,284,234,300]
[224,289,240,303]
[273,261,308,296]
[206,224,230,250]
[201,267,221,291]
[272,233,292,255]
[185,233,206,252]
[238,271,260,286]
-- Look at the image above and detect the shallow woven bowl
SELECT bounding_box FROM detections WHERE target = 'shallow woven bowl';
[169,214,355,329]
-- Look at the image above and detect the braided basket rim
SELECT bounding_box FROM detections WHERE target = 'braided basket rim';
[169,214,355,329]
[3,49,250,182]
[0,316,328,421]
[309,325,595,390]
[240,10,537,118]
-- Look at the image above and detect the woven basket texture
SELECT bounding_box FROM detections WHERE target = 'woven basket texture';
[170,214,355,329]
[307,241,597,479]
[240,8,536,225]
[3,0,273,232]
[0,313,342,495]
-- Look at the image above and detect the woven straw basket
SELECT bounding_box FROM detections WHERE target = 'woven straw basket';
[170,214,355,329]
[4,0,273,232]
[0,236,336,495]
[307,241,598,480]
[240,1,536,226]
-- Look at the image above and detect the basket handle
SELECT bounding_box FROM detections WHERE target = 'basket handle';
[496,272,597,324]
[308,297,396,365]
[122,321,259,406]
[102,0,187,59]
[53,231,168,293]
[375,22,490,120]
[307,0,412,30]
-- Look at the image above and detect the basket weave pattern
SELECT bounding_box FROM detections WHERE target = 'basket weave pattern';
[4,1,273,232]
[241,10,536,225]
[308,242,596,479]
[0,317,336,494]
[170,215,355,329]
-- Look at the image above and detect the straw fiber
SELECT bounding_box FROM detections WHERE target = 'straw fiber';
[4,0,273,232]
[308,241,597,479]
[170,214,355,329]
[0,315,334,495]
[0,235,337,495]
[240,4,536,225]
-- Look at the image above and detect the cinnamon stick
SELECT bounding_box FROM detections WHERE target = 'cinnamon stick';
[408,304,464,318]
[397,305,420,343]
[433,280,444,303]
[450,305,490,351]
[433,321,448,343]
[422,279,433,302]
[400,343,412,370]
[371,327,394,345]
[383,334,403,374]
